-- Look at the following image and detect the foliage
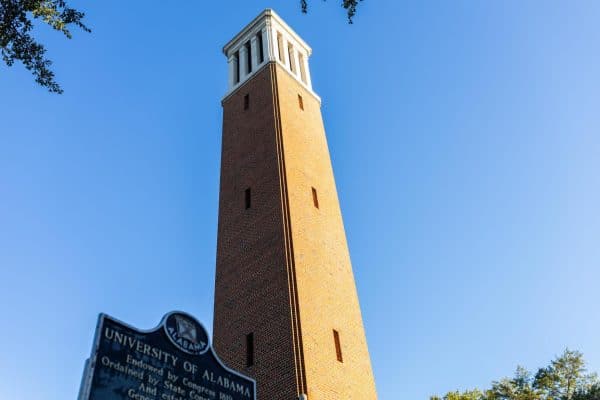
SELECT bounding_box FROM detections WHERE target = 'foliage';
[301,0,363,23]
[573,384,600,400]
[487,366,541,400]
[431,350,599,400]
[533,349,598,400]
[0,0,90,93]
[430,389,485,400]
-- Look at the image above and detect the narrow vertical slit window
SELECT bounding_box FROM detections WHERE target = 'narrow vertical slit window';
[298,94,304,110]
[333,330,343,362]
[244,188,252,210]
[288,43,296,74]
[246,333,254,366]
[234,51,240,84]
[298,53,307,84]
[245,187,251,209]
[257,32,264,63]
[244,94,249,110]
[245,41,252,74]
[277,32,284,62]
[312,187,319,209]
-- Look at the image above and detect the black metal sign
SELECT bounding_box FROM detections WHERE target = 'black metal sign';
[79,312,256,400]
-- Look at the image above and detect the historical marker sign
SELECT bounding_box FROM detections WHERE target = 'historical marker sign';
[79,312,256,400]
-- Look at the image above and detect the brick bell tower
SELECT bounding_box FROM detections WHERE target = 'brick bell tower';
[213,9,377,400]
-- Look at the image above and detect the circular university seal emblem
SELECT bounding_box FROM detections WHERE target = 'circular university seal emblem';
[164,312,209,355]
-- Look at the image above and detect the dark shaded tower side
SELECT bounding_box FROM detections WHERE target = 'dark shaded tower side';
[214,63,300,400]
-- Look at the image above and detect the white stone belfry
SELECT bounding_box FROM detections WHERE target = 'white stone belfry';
[222,9,317,100]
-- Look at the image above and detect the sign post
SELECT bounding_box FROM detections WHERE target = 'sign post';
[79,312,256,400]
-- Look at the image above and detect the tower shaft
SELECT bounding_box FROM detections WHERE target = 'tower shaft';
[213,10,377,400]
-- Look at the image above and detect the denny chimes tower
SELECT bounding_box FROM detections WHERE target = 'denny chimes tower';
[213,9,377,400]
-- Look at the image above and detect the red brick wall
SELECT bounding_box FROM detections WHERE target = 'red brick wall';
[213,62,377,400]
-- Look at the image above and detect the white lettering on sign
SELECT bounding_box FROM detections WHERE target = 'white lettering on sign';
[104,327,179,367]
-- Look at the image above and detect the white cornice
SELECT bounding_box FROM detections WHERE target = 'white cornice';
[223,9,312,56]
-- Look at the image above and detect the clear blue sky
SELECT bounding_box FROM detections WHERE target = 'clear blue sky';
[1,1,599,399]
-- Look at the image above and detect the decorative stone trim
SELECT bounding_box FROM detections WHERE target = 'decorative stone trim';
[222,9,317,99]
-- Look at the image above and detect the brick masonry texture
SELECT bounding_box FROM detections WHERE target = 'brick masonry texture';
[213,62,377,400]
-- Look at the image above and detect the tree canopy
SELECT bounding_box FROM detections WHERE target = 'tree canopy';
[1,0,90,93]
[1,1,362,93]
[301,0,363,23]
[431,350,600,400]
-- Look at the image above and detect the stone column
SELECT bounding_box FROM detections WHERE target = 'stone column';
[271,25,280,63]
[250,36,259,70]
[282,37,291,70]
[227,54,236,88]
[302,52,312,88]
[239,45,249,79]
[261,27,270,63]
[293,48,301,77]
